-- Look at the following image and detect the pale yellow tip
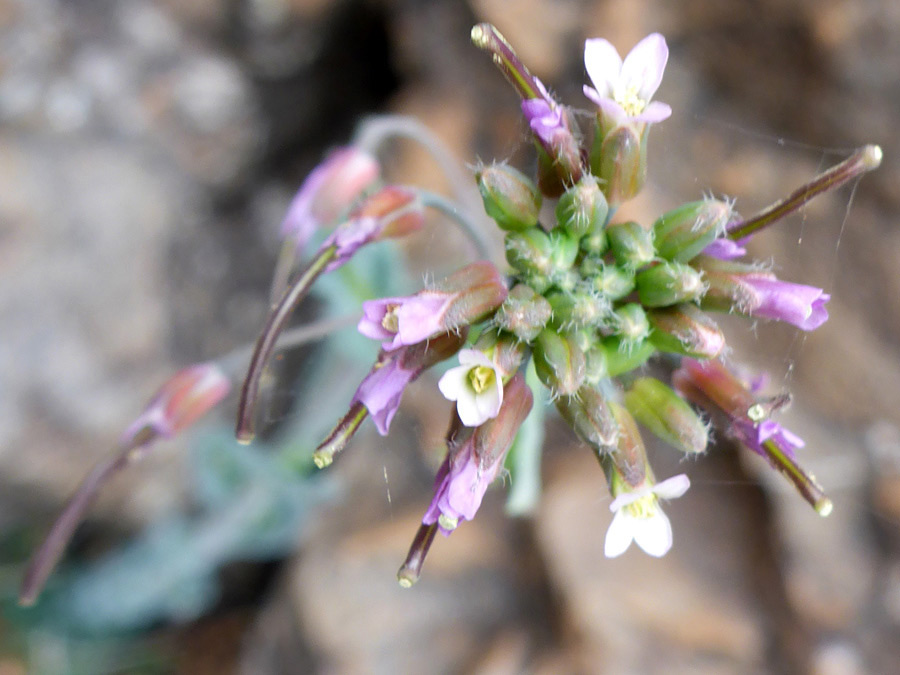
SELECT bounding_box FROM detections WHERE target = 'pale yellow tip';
[816,498,834,517]
[470,24,488,48]
[862,144,882,171]
[236,432,254,446]
[312,453,332,469]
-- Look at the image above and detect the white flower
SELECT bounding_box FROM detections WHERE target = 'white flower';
[604,473,690,558]
[583,33,672,125]
[438,349,503,427]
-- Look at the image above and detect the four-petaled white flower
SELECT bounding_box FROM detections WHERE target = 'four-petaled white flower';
[604,473,690,558]
[438,349,504,427]
[583,33,672,125]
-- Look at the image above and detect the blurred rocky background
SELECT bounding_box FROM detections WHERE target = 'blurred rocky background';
[2,0,900,673]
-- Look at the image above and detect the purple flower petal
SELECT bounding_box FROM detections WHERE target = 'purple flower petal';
[703,238,747,260]
[745,276,830,331]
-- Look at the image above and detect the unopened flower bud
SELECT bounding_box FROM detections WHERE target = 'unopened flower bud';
[635,261,706,307]
[556,385,617,450]
[477,163,542,231]
[556,175,609,240]
[613,303,650,346]
[648,303,725,359]
[607,221,655,269]
[653,199,732,262]
[505,227,553,277]
[494,284,552,342]
[625,377,708,455]
[359,261,507,350]
[123,363,231,443]
[548,230,580,273]
[533,330,586,396]
[604,402,648,488]
[583,259,635,301]
[547,289,612,330]
[593,124,646,206]
[600,337,656,377]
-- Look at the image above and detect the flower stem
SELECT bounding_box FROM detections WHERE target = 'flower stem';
[19,428,157,606]
[236,246,337,444]
[727,144,882,240]
[761,438,833,516]
[397,522,438,588]
[313,402,369,468]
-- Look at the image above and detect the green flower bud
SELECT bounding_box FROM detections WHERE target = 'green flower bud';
[607,221,655,269]
[556,175,609,240]
[604,402,648,488]
[533,330,586,396]
[552,268,580,293]
[648,303,725,359]
[635,261,706,307]
[494,284,552,342]
[477,163,542,231]
[625,377,708,455]
[690,255,765,314]
[547,289,612,329]
[548,230,579,273]
[505,227,552,276]
[613,303,650,345]
[653,199,733,262]
[593,124,647,206]
[600,337,656,377]
[582,259,635,301]
[556,385,617,450]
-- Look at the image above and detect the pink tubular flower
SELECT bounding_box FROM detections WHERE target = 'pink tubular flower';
[122,362,231,443]
[320,186,425,272]
[740,276,830,330]
[583,33,672,125]
[352,332,467,435]
[280,146,380,249]
[424,372,533,534]
[357,261,508,351]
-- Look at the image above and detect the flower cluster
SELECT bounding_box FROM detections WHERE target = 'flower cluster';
[21,23,882,604]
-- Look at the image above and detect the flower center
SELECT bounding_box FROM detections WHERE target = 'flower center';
[467,365,496,394]
[381,304,400,333]
[623,493,659,520]
[615,84,647,118]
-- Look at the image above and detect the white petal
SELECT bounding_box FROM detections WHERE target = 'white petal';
[604,510,635,558]
[620,33,668,102]
[608,483,654,512]
[437,365,472,402]
[584,38,622,98]
[473,380,503,422]
[653,473,690,500]
[632,511,673,557]
[456,393,487,427]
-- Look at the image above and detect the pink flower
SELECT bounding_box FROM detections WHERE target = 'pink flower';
[702,237,748,260]
[583,33,672,125]
[357,261,508,351]
[740,276,830,331]
[352,332,466,435]
[280,146,380,249]
[320,186,424,272]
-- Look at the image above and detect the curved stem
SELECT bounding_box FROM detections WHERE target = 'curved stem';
[352,115,483,226]
[728,144,882,240]
[417,188,493,260]
[313,402,369,469]
[236,246,337,444]
[397,522,438,588]
[761,438,832,516]
[19,428,157,606]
